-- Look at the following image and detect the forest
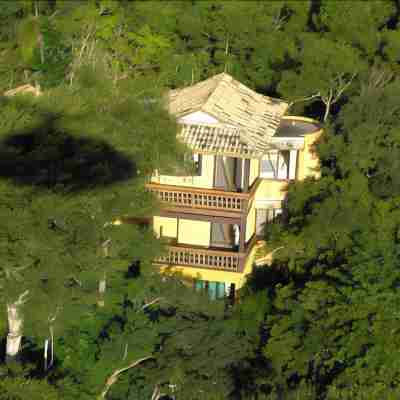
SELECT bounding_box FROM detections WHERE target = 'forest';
[1,1,400,399]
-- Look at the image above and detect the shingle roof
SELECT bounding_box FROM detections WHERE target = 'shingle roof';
[168,73,289,154]
[178,123,263,158]
[178,123,305,158]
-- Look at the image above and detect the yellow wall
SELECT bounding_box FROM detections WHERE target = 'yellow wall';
[254,179,288,202]
[249,158,259,187]
[158,264,246,289]
[297,129,323,181]
[178,219,211,246]
[153,216,177,238]
[151,154,215,189]
[246,201,256,242]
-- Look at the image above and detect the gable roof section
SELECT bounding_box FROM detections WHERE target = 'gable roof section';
[168,73,289,155]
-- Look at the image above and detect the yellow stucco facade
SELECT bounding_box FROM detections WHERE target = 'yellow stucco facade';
[297,129,323,181]
[154,216,177,238]
[249,158,260,187]
[246,201,256,242]
[178,219,211,247]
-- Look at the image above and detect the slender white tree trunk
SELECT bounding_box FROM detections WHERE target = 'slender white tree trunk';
[6,290,29,362]
[6,302,23,361]
[98,239,110,307]
[44,339,49,370]
[98,274,106,307]
[49,325,54,369]
[323,99,331,122]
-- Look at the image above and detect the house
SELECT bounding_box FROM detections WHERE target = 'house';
[147,73,322,299]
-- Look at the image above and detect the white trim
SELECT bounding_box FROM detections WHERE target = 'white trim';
[179,111,219,125]
[254,199,283,208]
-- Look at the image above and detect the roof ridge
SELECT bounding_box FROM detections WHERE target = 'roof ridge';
[201,73,233,118]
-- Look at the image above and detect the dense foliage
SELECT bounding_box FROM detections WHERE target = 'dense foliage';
[1,1,400,399]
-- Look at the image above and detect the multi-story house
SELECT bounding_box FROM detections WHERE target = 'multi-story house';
[146,73,322,299]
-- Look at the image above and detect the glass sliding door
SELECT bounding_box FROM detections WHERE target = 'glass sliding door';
[210,223,237,249]
[194,280,226,300]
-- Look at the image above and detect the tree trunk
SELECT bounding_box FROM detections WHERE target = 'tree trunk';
[323,101,331,122]
[98,239,110,307]
[99,356,153,399]
[49,325,54,369]
[98,274,106,307]
[44,338,49,371]
[6,302,23,362]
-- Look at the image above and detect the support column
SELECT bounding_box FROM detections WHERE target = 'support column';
[289,150,298,180]
[243,159,250,193]
[239,200,247,253]
[234,158,242,191]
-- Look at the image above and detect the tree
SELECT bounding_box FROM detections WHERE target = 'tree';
[0,62,184,366]
[279,35,366,121]
[259,76,400,397]
[314,0,396,61]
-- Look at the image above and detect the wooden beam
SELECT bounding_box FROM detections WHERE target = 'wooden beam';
[158,205,243,220]
[234,158,242,191]
[158,210,241,225]
[239,199,247,252]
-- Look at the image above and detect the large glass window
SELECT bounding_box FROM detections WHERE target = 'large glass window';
[256,208,283,235]
[260,151,278,178]
[277,151,289,179]
[260,151,290,179]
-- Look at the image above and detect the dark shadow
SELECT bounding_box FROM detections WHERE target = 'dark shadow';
[0,115,136,192]
[243,262,290,295]
[125,260,141,279]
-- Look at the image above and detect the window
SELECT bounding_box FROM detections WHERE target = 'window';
[256,209,267,235]
[277,151,289,179]
[261,158,275,174]
[260,152,278,178]
[267,208,282,222]
[183,152,202,176]
[261,151,290,179]
[256,208,283,235]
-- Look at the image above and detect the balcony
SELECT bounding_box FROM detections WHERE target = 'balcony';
[146,178,260,216]
[153,234,257,273]
[154,245,246,272]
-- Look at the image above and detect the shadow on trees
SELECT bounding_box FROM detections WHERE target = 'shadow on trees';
[0,116,136,193]
[243,262,290,295]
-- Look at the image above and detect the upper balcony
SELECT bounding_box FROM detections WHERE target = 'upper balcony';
[146,178,261,217]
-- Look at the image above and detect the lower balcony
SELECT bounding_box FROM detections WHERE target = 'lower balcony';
[154,244,246,273]
[153,234,257,273]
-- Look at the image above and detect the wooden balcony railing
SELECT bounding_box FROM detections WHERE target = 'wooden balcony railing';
[154,245,246,272]
[146,179,261,213]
